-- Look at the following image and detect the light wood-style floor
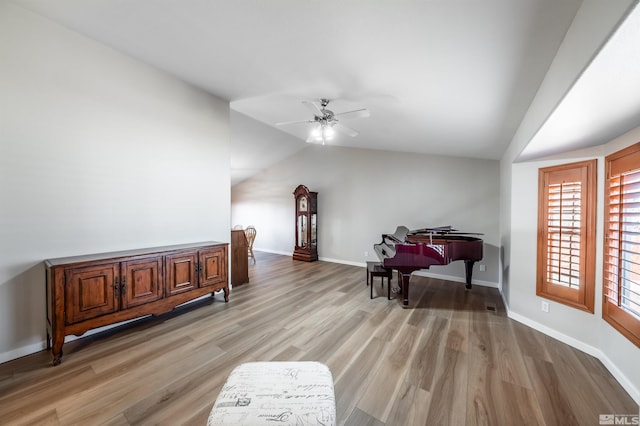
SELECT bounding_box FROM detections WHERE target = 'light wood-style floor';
[0,251,637,425]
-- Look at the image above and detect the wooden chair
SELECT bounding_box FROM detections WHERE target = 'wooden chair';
[245,226,257,264]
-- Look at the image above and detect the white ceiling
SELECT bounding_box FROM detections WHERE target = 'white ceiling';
[9,0,640,182]
[518,2,640,161]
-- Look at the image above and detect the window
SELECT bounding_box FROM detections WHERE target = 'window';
[537,160,596,312]
[604,142,640,348]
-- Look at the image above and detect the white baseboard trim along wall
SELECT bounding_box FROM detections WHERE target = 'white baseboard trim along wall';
[503,296,640,406]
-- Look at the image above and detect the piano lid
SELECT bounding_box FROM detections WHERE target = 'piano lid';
[410,225,456,234]
[409,226,483,236]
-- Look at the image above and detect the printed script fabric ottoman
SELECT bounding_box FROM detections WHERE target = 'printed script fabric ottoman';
[207,361,336,426]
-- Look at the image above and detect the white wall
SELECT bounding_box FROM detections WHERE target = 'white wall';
[509,127,640,403]
[500,0,636,303]
[232,144,500,286]
[230,110,305,186]
[0,3,231,362]
[500,0,640,404]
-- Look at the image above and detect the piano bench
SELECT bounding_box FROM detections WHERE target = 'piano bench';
[366,261,393,300]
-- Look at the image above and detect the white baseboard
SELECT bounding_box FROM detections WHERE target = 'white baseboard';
[505,305,640,406]
[0,294,218,365]
[318,256,364,268]
[598,352,640,407]
[253,248,291,256]
[257,249,638,405]
[312,253,500,288]
[0,315,155,365]
[412,269,499,288]
[0,341,48,364]
[6,249,635,407]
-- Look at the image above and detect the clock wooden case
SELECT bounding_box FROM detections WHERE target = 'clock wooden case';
[293,185,318,262]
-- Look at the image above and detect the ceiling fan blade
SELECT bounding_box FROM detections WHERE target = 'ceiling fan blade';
[333,123,359,137]
[275,119,314,126]
[334,108,370,120]
[302,100,324,117]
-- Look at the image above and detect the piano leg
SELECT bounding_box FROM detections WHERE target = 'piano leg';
[464,260,475,289]
[401,272,411,306]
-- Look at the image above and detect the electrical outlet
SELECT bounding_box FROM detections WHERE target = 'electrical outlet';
[541,301,550,312]
[364,251,368,257]
[479,264,486,272]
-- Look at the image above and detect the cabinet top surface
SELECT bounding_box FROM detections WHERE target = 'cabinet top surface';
[44,241,227,267]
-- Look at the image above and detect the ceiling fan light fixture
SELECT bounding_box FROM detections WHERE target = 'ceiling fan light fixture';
[311,126,322,140]
[310,122,334,144]
[278,98,369,145]
[324,124,335,139]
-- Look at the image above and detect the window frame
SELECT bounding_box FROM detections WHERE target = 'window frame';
[603,142,640,348]
[536,159,597,313]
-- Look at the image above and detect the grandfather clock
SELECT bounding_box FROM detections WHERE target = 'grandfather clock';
[293,185,318,262]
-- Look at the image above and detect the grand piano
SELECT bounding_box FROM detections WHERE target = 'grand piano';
[374,226,483,305]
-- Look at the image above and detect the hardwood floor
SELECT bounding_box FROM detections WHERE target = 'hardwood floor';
[0,251,637,425]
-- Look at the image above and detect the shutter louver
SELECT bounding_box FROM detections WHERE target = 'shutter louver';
[603,142,640,348]
[536,159,595,313]
[605,170,640,320]
[546,181,582,289]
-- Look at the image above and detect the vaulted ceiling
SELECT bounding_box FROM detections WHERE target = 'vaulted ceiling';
[9,0,640,184]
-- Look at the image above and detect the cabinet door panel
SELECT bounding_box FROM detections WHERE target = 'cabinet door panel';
[166,252,197,296]
[121,257,163,309]
[200,247,227,287]
[65,264,118,324]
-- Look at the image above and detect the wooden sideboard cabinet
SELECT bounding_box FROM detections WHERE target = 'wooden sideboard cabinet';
[45,241,228,366]
[165,246,227,296]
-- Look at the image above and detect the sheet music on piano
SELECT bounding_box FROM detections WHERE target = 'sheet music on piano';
[409,225,456,244]
[409,225,484,245]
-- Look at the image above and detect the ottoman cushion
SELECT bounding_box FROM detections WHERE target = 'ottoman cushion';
[207,361,336,426]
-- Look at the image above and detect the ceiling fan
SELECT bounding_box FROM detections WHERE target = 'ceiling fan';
[276,99,370,144]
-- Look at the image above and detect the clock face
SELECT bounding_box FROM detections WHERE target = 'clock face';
[299,196,307,212]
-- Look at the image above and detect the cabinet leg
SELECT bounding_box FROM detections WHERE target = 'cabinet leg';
[52,340,64,366]
[223,287,229,302]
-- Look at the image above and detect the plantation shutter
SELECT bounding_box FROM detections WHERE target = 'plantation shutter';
[537,160,596,312]
[546,172,582,289]
[604,145,640,348]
